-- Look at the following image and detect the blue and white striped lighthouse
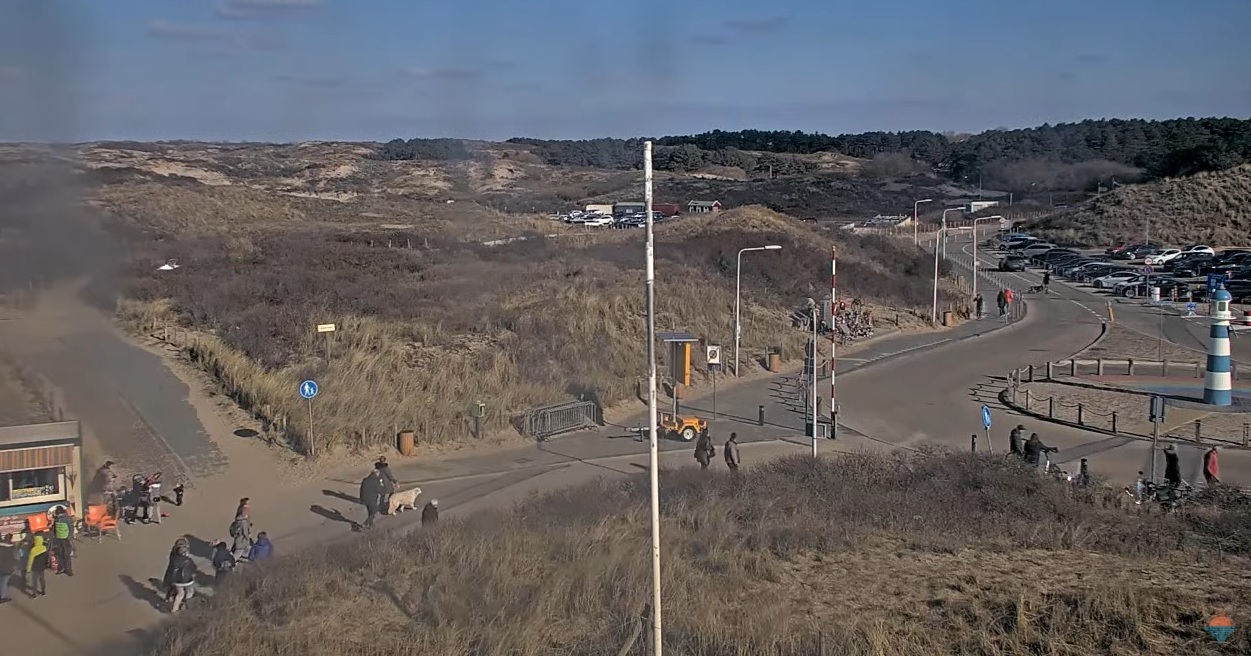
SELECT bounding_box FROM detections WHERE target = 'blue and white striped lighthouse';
[1204,284,1234,406]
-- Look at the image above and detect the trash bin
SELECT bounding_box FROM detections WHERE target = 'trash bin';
[767,349,781,373]
[1150,286,1161,303]
[397,430,416,456]
[673,383,686,399]
[942,311,954,327]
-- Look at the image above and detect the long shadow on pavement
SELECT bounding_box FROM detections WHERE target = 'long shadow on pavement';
[119,574,165,611]
[310,504,354,525]
[323,489,360,505]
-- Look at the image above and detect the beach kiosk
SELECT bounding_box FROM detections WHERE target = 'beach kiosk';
[0,421,83,536]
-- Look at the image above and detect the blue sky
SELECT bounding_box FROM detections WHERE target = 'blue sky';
[0,0,1248,142]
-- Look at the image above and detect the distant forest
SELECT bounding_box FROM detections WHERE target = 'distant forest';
[373,117,1251,191]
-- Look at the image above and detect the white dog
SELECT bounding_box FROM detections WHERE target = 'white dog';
[387,486,422,514]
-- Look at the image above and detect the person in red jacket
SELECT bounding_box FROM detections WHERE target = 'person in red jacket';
[1203,447,1220,486]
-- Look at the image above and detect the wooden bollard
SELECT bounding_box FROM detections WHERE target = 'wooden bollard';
[1077,404,1084,425]
[1097,359,1104,375]
[1162,359,1169,376]
[1127,359,1135,375]
[1071,359,1078,377]
[1111,412,1118,433]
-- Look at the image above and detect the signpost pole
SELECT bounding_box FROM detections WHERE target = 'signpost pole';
[811,308,818,457]
[307,398,315,457]
[980,405,993,454]
[712,366,717,419]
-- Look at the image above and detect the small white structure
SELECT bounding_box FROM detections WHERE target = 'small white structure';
[964,201,999,214]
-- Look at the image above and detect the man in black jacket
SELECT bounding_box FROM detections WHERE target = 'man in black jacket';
[165,544,197,613]
[1009,425,1025,457]
[1022,433,1057,469]
[1164,444,1182,490]
[0,535,15,603]
[359,470,383,529]
[376,459,398,514]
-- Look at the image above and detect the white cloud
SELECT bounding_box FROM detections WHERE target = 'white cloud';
[215,0,320,20]
[145,19,232,42]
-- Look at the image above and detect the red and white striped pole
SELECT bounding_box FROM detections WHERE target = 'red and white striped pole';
[829,245,838,440]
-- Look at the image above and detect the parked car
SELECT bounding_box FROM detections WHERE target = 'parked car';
[1063,262,1108,278]
[1074,264,1128,281]
[999,256,1028,272]
[1171,259,1216,278]
[1092,270,1142,289]
[1004,238,1042,251]
[1113,275,1176,296]
[1144,249,1183,266]
[1020,243,1058,258]
[1182,244,1216,256]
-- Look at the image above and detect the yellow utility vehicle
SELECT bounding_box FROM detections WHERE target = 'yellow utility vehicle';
[659,413,708,442]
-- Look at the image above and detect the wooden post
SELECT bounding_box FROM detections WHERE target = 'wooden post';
[1111,412,1118,434]
[1027,364,1034,382]
[1127,359,1135,375]
[1077,404,1084,425]
[1071,359,1078,377]
[1046,361,1054,379]
[1048,397,1054,418]
[1194,420,1202,443]
[1097,359,1104,375]
[1162,359,1168,377]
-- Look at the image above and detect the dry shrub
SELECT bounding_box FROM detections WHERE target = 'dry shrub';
[1026,164,1251,247]
[118,206,962,452]
[141,451,1251,656]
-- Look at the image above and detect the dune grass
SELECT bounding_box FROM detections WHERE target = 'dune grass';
[140,450,1251,656]
[118,207,959,455]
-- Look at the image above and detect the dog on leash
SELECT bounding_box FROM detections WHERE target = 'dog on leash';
[387,486,423,514]
[1027,284,1046,294]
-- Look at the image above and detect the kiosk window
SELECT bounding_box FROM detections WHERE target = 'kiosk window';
[9,468,61,500]
[0,474,8,502]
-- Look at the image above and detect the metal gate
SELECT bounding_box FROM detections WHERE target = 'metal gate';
[524,400,598,441]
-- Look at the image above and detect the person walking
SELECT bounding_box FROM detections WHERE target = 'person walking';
[1022,433,1057,470]
[724,432,740,472]
[211,540,235,585]
[1008,424,1025,457]
[1077,458,1091,487]
[996,289,1008,321]
[248,532,274,562]
[376,460,397,515]
[51,507,74,576]
[165,544,197,613]
[1003,288,1015,319]
[0,535,15,604]
[25,535,49,597]
[1042,271,1051,293]
[1163,444,1182,491]
[693,431,714,470]
[359,469,383,530]
[229,508,252,561]
[1203,446,1220,486]
[92,460,118,501]
[974,293,984,320]
[421,499,439,527]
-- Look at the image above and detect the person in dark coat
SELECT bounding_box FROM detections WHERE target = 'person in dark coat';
[723,433,740,472]
[0,535,16,603]
[693,432,714,470]
[359,470,383,529]
[1163,444,1182,489]
[211,540,235,585]
[376,460,398,514]
[1022,433,1057,468]
[1042,271,1051,292]
[421,499,439,527]
[1077,458,1091,486]
[1008,425,1025,456]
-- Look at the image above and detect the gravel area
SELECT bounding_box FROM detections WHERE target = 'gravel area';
[1082,326,1204,363]
[1179,411,1251,445]
[1015,382,1140,433]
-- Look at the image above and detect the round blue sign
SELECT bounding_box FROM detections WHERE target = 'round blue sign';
[298,380,319,400]
[980,405,992,429]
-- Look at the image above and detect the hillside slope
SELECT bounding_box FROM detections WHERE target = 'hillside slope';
[137,452,1251,656]
[1025,164,1251,247]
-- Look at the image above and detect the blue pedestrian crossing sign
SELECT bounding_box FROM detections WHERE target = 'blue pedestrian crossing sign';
[981,405,992,429]
[298,380,319,400]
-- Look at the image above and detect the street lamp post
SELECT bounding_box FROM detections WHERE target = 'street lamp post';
[938,206,962,263]
[912,198,933,246]
[734,245,783,377]
[970,214,1004,299]
[932,216,946,324]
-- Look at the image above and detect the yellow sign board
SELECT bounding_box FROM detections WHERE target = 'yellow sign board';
[316,323,337,333]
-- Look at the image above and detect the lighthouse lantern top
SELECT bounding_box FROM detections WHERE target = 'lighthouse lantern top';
[1212,284,1233,320]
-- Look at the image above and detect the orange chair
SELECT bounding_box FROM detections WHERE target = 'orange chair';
[26,512,49,534]
[83,504,121,542]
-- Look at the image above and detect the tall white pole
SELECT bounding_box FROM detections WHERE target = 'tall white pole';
[829,245,837,439]
[643,141,663,656]
[810,308,818,456]
[931,218,944,324]
[733,253,743,377]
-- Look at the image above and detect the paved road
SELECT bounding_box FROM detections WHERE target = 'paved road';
[0,285,225,480]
